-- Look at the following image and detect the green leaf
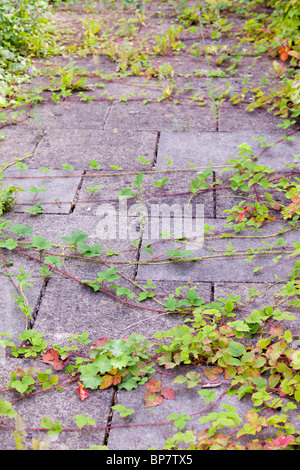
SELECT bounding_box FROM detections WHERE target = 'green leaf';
[29,235,52,251]
[225,300,234,313]
[77,242,104,257]
[168,413,191,430]
[9,223,33,236]
[89,159,101,169]
[61,231,88,246]
[152,177,169,187]
[28,186,47,194]
[112,404,135,417]
[73,414,95,429]
[86,184,104,193]
[118,188,135,200]
[198,389,217,403]
[1,238,18,250]
[62,163,74,171]
[227,341,246,357]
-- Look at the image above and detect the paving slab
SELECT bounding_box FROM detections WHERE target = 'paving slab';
[1,1,300,452]
[155,130,300,170]
[31,54,117,75]
[136,218,298,283]
[32,280,210,346]
[2,169,82,214]
[27,100,110,130]
[107,363,298,450]
[29,128,158,171]
[218,104,290,132]
[85,76,163,101]
[104,101,217,132]
[0,358,112,450]
[0,274,43,344]
[214,169,294,218]
[0,126,40,166]
[214,282,300,336]
[0,212,138,281]
[74,170,214,224]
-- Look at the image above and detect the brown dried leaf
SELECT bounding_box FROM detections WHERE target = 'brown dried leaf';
[99,374,114,389]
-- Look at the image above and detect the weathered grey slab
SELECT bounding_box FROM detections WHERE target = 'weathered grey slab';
[104,101,217,132]
[0,126,40,166]
[86,75,163,101]
[74,171,214,223]
[107,363,297,450]
[0,212,138,280]
[32,280,210,346]
[155,131,300,170]
[2,169,82,214]
[0,358,112,450]
[28,101,110,130]
[215,174,292,219]
[218,105,290,132]
[136,218,298,282]
[214,282,300,336]
[0,274,43,344]
[30,128,158,170]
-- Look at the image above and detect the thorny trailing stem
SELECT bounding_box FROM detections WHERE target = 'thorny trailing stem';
[1,0,300,450]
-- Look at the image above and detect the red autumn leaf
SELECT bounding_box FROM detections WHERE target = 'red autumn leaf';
[269,325,284,336]
[77,381,89,401]
[270,201,281,211]
[42,348,65,370]
[238,206,252,222]
[145,379,162,393]
[250,217,263,227]
[279,45,290,62]
[285,196,300,218]
[92,337,108,348]
[161,386,175,400]
[264,433,294,449]
[144,391,164,407]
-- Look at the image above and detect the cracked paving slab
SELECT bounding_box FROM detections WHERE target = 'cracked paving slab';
[107,363,299,450]
[27,101,111,130]
[0,126,41,166]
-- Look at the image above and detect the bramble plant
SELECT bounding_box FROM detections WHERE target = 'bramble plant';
[0,0,300,451]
